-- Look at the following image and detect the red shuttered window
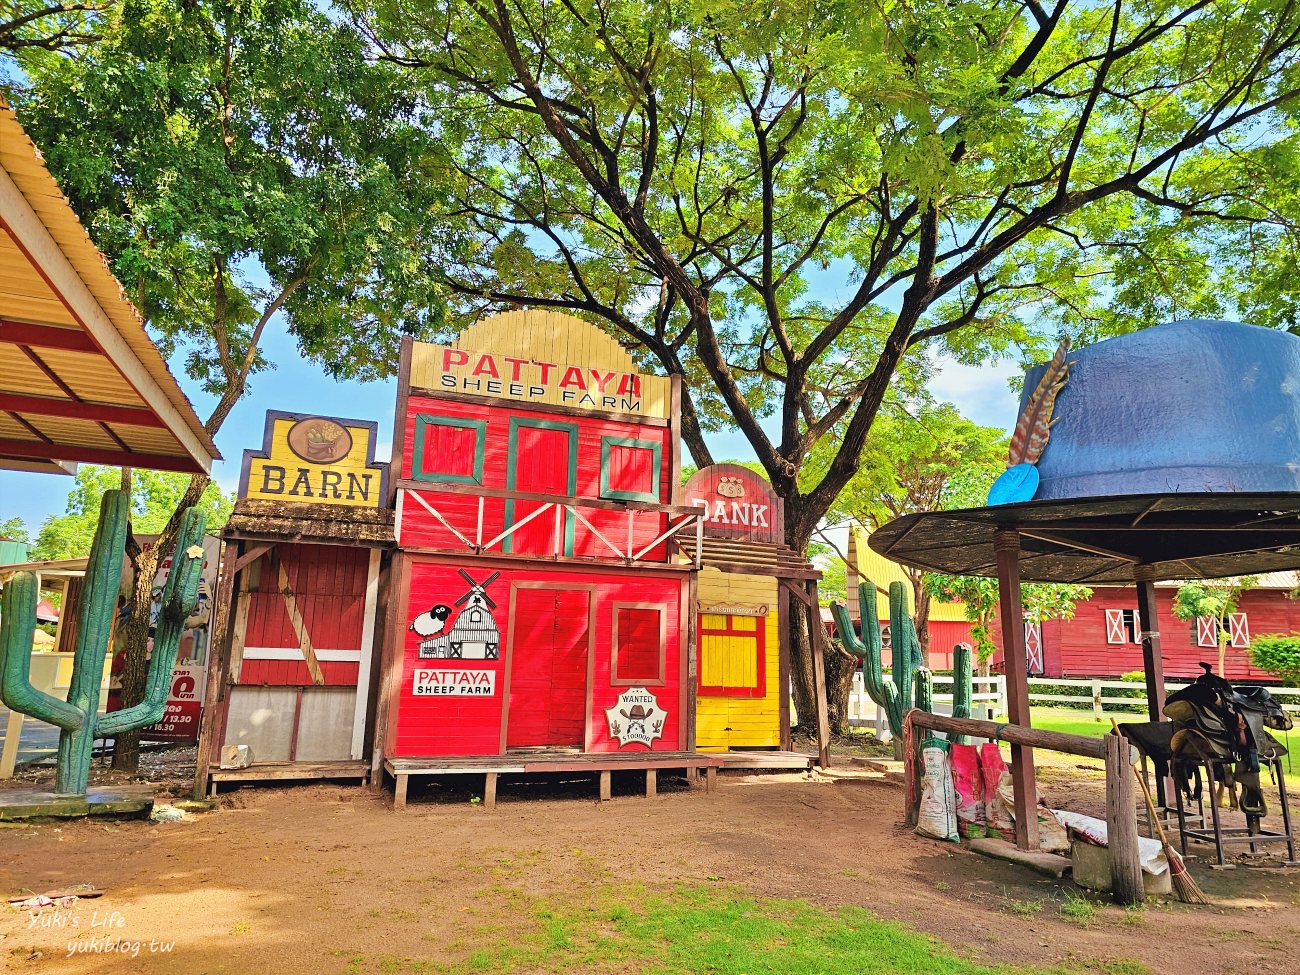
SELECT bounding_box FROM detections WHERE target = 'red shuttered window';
[612,603,667,686]
[412,415,486,484]
[599,436,661,502]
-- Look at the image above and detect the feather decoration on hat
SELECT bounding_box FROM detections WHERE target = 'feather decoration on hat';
[1007,337,1071,467]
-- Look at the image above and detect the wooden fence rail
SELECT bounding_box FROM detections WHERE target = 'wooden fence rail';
[851,675,1300,729]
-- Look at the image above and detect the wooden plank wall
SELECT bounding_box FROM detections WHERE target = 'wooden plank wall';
[1037,586,1289,680]
[694,569,781,751]
[239,544,369,686]
[398,394,673,559]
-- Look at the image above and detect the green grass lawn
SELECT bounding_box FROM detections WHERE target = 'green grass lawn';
[1029,708,1116,738]
[340,882,1124,975]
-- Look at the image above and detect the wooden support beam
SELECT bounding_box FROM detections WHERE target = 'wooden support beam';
[807,580,831,769]
[910,711,1107,760]
[0,437,195,471]
[598,769,612,802]
[193,539,238,800]
[994,529,1039,851]
[1105,732,1144,905]
[1,709,23,779]
[394,773,409,811]
[276,557,325,686]
[0,392,164,427]
[1134,571,1166,721]
[646,768,657,798]
[0,320,98,352]
[705,765,717,793]
[484,772,498,810]
[231,542,274,575]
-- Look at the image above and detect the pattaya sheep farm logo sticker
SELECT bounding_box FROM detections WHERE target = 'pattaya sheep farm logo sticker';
[605,688,665,748]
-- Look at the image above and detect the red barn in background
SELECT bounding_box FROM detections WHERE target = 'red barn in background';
[372,311,717,808]
[1033,576,1299,681]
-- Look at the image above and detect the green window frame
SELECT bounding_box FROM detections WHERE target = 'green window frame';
[599,436,662,502]
[504,417,579,555]
[411,414,487,484]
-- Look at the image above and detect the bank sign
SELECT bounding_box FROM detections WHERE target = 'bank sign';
[682,464,784,544]
[239,411,390,508]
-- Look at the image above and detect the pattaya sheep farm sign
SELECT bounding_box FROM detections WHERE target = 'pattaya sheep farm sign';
[405,313,673,420]
[683,464,784,544]
[432,347,646,411]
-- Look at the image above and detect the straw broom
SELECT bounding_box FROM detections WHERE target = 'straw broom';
[1110,720,1211,905]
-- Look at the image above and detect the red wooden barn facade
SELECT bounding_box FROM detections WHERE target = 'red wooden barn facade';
[1032,579,1298,681]
[372,311,715,807]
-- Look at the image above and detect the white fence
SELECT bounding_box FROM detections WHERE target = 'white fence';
[847,672,1300,740]
[847,673,1007,741]
[1024,676,1300,720]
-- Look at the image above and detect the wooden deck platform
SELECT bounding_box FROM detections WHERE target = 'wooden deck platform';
[0,784,156,821]
[384,751,724,810]
[717,750,814,770]
[208,760,370,792]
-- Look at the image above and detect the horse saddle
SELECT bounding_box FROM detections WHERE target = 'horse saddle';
[1163,663,1292,816]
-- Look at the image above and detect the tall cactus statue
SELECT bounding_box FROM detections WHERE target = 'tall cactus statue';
[831,580,934,756]
[951,642,974,744]
[0,490,206,795]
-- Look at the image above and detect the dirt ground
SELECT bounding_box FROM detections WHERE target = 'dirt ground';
[3,748,1300,975]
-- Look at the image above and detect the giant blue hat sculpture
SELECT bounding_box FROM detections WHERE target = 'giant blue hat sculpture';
[870,320,1300,583]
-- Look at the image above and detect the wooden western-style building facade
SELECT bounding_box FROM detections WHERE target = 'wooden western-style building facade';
[194,413,393,795]
[370,311,724,807]
[684,464,824,768]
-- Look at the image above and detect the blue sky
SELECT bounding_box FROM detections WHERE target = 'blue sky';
[0,316,1020,537]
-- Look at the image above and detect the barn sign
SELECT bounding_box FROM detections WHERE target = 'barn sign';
[239,411,389,508]
[682,464,784,543]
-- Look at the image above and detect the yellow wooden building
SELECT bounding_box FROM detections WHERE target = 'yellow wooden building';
[695,567,782,750]
[684,465,821,766]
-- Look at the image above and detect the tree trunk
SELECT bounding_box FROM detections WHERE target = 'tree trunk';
[823,641,859,736]
[910,568,931,663]
[110,550,160,771]
[788,608,817,733]
[111,473,209,771]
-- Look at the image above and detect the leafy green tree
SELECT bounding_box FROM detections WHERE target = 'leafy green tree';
[0,1,109,53]
[0,516,30,544]
[353,0,1300,726]
[830,402,1006,654]
[924,573,1091,676]
[6,0,445,768]
[30,467,233,562]
[1247,633,1300,685]
[1172,576,1259,676]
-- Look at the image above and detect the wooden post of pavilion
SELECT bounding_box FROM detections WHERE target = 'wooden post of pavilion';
[1133,563,1170,806]
[1133,565,1166,721]
[993,529,1039,851]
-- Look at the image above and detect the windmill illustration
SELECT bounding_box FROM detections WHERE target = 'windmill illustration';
[446,569,501,659]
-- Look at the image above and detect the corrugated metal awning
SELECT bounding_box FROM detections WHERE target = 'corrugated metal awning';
[0,97,219,475]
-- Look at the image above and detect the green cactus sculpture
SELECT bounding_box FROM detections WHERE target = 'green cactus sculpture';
[0,490,206,795]
[831,580,934,754]
[914,665,933,715]
[951,642,974,744]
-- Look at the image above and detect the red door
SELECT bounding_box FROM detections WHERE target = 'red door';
[507,588,590,748]
[507,420,576,556]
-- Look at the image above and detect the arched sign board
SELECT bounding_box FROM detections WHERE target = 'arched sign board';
[682,464,783,544]
[238,411,390,509]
